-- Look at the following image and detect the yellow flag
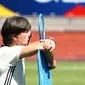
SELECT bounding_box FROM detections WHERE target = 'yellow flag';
[0,4,19,17]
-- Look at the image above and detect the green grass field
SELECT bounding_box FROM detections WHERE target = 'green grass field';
[25,61,85,85]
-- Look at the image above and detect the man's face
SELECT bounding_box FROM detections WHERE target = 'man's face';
[14,30,32,46]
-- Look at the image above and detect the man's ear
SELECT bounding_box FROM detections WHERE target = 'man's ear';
[13,37,17,41]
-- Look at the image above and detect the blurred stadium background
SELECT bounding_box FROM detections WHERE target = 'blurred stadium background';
[1,0,85,85]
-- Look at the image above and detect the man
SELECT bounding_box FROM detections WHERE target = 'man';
[0,16,56,85]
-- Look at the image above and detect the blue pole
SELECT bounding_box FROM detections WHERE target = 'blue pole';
[37,14,52,85]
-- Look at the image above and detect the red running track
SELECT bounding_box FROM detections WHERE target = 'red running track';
[1,32,85,61]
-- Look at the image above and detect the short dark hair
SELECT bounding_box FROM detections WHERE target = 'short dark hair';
[1,16,31,46]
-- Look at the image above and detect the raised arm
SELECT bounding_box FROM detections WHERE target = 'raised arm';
[19,38,56,70]
[19,40,45,59]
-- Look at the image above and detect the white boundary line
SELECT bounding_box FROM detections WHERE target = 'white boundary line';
[56,66,85,70]
[25,66,85,70]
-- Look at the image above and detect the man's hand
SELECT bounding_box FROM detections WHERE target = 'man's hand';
[31,38,56,70]
[43,38,56,52]
[41,38,56,70]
